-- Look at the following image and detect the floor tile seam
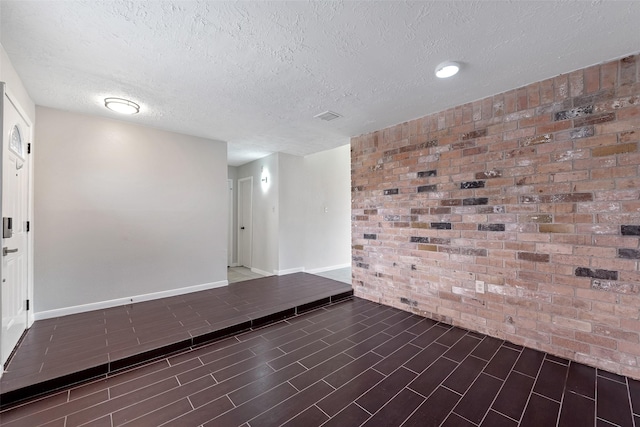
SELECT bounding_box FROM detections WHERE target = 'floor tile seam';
[110,372,226,426]
[239,379,324,427]
[265,344,330,372]
[536,355,569,399]
[222,363,305,408]
[290,351,360,390]
[0,390,71,424]
[404,351,465,401]
[625,376,638,427]
[103,358,173,387]
[489,406,522,425]
[298,312,365,334]
[398,391,445,427]
[553,368,572,427]
[381,311,424,332]
[163,396,233,427]
[195,343,266,371]
[314,403,333,421]
[453,412,480,426]
[108,362,201,402]
[596,417,619,426]
[109,394,193,427]
[450,357,510,427]
[24,388,115,427]
[508,348,547,425]
[81,376,184,424]
[211,351,287,384]
[264,334,331,363]
[440,384,463,397]
[275,329,332,355]
[597,370,629,385]
[191,354,266,385]
[266,381,329,427]
[530,390,562,405]
[406,324,448,348]
[365,386,425,426]
[594,374,635,427]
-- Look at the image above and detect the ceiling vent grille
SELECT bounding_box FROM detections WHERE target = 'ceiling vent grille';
[314,111,342,121]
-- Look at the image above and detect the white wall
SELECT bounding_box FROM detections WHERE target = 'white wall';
[278,154,305,273]
[303,145,351,272]
[34,107,228,314]
[1,44,35,121]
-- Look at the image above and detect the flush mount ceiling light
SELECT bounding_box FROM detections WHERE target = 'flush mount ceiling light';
[435,61,460,78]
[314,110,342,121]
[104,97,140,114]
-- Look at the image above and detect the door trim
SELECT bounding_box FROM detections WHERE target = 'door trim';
[237,176,253,268]
[227,179,233,267]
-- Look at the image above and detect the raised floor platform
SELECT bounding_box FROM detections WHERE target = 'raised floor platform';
[0,273,352,408]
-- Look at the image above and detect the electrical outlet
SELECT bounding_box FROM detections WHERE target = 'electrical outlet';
[475,280,485,294]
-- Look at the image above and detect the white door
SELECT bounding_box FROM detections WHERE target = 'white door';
[1,86,31,367]
[238,177,252,268]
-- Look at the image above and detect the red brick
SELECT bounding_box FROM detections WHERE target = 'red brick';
[352,54,640,379]
[584,65,600,94]
[552,336,590,353]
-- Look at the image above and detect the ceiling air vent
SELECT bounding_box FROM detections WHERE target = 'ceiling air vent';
[314,110,342,121]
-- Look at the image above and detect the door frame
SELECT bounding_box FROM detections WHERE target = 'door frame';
[227,179,233,267]
[237,176,253,268]
[0,84,35,372]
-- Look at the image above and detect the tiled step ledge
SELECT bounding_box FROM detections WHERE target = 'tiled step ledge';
[0,290,353,410]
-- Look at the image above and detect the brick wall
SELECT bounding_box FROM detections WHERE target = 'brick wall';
[351,54,640,378]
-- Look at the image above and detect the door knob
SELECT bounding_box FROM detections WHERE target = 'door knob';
[240,227,245,230]
[3,247,18,256]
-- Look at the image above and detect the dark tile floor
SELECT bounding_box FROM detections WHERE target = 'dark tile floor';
[0,273,352,407]
[2,296,639,426]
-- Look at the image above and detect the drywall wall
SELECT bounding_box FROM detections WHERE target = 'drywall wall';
[352,54,640,378]
[0,44,35,122]
[278,153,305,273]
[303,144,351,272]
[34,107,228,313]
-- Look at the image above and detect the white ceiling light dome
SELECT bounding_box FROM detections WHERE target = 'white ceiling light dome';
[435,61,461,78]
[104,97,140,114]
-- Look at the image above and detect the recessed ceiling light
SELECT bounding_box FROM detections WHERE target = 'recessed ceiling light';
[435,61,460,78]
[314,111,342,121]
[104,97,140,114]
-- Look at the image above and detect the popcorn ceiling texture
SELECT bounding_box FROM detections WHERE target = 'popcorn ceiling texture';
[351,54,640,378]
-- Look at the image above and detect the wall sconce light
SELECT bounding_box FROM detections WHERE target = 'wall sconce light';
[260,165,270,191]
[104,97,140,114]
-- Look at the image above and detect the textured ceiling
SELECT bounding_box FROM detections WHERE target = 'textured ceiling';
[1,1,639,166]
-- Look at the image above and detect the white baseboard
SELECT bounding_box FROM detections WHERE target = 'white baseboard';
[34,280,229,321]
[305,263,351,274]
[274,267,305,276]
[250,267,273,277]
